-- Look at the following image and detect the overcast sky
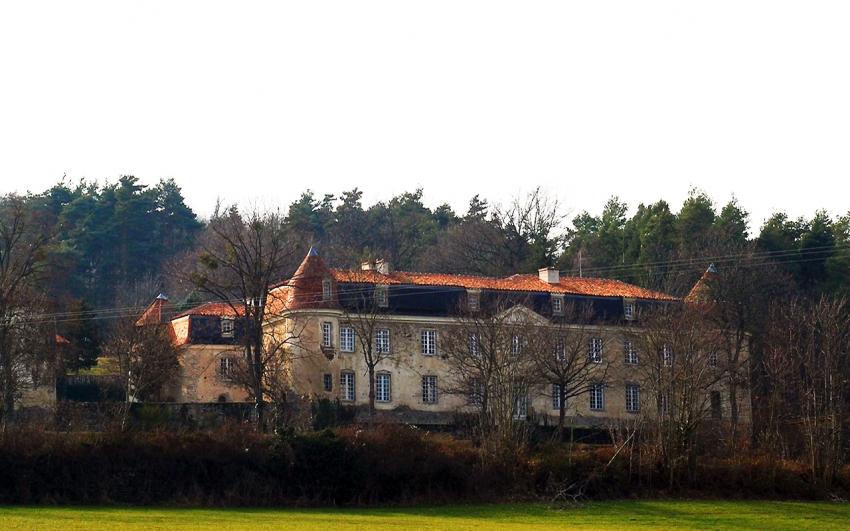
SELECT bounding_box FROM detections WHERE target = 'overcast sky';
[1,1,848,229]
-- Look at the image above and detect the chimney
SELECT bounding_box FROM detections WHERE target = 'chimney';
[376,259,392,275]
[539,267,560,284]
[361,260,376,271]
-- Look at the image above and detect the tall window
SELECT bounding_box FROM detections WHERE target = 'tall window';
[375,285,389,307]
[421,329,437,356]
[340,371,355,401]
[323,373,333,392]
[322,278,332,301]
[513,393,528,420]
[469,378,483,406]
[422,375,438,404]
[589,337,603,363]
[662,344,673,367]
[589,383,605,411]
[711,391,722,419]
[660,392,670,415]
[468,333,480,357]
[219,357,234,377]
[625,384,640,413]
[376,372,392,402]
[624,340,638,365]
[623,301,635,320]
[511,335,523,356]
[221,317,234,338]
[552,383,565,410]
[321,322,333,348]
[340,326,355,352]
[553,338,566,361]
[375,328,391,354]
[708,350,718,368]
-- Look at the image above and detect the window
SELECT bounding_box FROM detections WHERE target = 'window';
[421,329,437,356]
[376,372,392,402]
[511,335,523,356]
[375,328,391,354]
[340,326,355,352]
[323,373,333,392]
[660,392,670,415]
[589,383,605,411]
[553,338,566,361]
[219,356,234,377]
[514,393,528,420]
[589,337,603,363]
[422,375,438,404]
[552,295,564,315]
[467,290,480,312]
[321,322,333,348]
[624,340,638,365]
[623,301,635,320]
[552,384,565,410]
[708,350,718,368]
[469,378,483,406]
[340,371,355,401]
[322,278,332,301]
[662,344,673,367]
[625,384,640,413]
[711,391,722,419]
[375,285,389,307]
[468,333,480,357]
[221,317,234,338]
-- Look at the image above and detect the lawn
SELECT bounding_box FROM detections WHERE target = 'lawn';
[0,501,847,530]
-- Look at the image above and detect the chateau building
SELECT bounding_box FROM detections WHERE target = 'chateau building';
[144,249,749,427]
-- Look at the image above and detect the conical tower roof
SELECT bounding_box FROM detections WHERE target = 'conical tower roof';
[685,263,718,304]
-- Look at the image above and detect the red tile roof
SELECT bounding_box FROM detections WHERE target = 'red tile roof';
[171,302,244,319]
[331,269,678,301]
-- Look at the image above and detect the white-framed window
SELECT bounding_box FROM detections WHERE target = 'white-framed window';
[660,392,670,415]
[323,373,333,392]
[708,350,718,368]
[469,378,483,406]
[589,337,603,363]
[422,375,438,404]
[511,334,523,356]
[468,333,480,357]
[220,317,234,338]
[321,321,333,348]
[624,340,638,365]
[340,326,355,353]
[376,372,392,402]
[553,338,566,361]
[375,328,391,354]
[625,384,640,413]
[623,301,635,321]
[219,356,234,377]
[552,295,564,315]
[589,383,605,411]
[322,278,333,301]
[421,329,437,356]
[513,393,528,420]
[662,344,673,367]
[467,290,480,312]
[340,371,355,401]
[552,383,565,410]
[375,285,389,308]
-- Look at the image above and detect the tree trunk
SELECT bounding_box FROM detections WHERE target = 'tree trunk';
[367,364,376,421]
[558,386,566,442]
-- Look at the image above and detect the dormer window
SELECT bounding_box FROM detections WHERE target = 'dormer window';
[551,295,564,315]
[322,278,332,301]
[623,299,636,321]
[375,285,389,308]
[221,317,234,338]
[467,290,480,312]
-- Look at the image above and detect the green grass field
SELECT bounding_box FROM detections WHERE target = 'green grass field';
[1,501,847,530]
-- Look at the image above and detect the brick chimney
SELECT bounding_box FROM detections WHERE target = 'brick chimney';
[538,267,560,284]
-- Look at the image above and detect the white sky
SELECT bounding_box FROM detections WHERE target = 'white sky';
[1,1,848,230]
